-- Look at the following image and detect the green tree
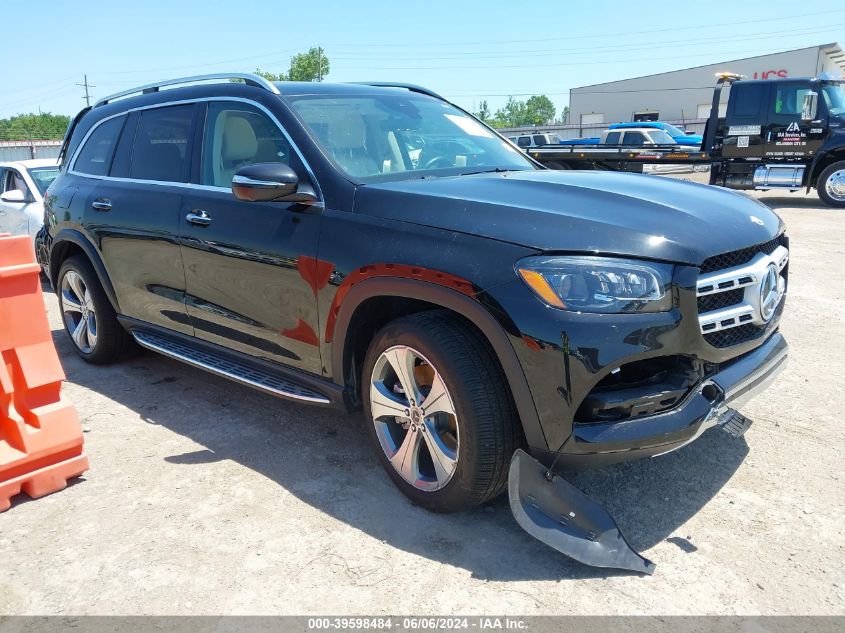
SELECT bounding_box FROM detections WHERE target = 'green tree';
[493,97,528,128]
[241,47,330,84]
[253,69,287,82]
[560,105,570,124]
[473,100,492,123]
[0,113,70,141]
[288,47,329,82]
[524,95,556,125]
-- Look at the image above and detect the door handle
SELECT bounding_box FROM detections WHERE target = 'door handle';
[91,198,112,212]
[186,209,212,226]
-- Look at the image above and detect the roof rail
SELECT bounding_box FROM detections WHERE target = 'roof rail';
[94,73,280,107]
[351,82,445,101]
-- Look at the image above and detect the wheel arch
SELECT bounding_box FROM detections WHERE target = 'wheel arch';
[49,229,120,312]
[808,149,845,189]
[330,276,547,449]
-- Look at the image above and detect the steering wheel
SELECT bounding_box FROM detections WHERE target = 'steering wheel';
[423,156,453,170]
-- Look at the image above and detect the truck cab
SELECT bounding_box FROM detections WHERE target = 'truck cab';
[713,76,845,205]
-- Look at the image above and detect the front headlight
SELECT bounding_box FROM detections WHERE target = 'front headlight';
[516,256,674,313]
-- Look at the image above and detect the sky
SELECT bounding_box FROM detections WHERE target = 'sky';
[2,1,844,120]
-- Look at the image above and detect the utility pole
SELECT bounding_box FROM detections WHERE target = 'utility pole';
[77,74,95,107]
[317,47,324,82]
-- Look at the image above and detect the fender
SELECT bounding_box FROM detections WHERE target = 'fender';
[49,228,120,312]
[806,139,845,191]
[330,276,548,450]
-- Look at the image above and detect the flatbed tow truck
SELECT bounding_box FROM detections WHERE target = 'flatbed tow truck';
[528,73,845,207]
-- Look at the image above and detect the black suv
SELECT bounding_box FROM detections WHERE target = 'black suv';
[39,74,788,516]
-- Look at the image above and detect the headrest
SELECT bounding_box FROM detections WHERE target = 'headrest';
[327,116,367,150]
[222,116,258,161]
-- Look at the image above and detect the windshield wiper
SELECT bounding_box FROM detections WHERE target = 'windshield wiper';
[460,167,522,176]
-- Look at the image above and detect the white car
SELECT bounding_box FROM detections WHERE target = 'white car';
[0,158,60,239]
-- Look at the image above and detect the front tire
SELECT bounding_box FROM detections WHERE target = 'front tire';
[362,310,522,513]
[817,161,845,208]
[57,255,133,364]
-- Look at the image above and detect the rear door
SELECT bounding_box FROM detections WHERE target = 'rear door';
[81,104,198,334]
[178,100,323,374]
[722,82,768,159]
[764,81,826,161]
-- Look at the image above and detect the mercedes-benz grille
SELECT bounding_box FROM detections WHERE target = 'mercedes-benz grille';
[697,235,788,348]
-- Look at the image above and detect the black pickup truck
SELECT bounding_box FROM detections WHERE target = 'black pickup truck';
[38,74,789,573]
[529,74,845,207]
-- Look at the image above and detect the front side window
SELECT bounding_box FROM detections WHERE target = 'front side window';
[517,137,532,147]
[2,169,29,198]
[289,93,533,180]
[201,102,292,188]
[130,105,194,182]
[605,131,621,144]
[74,116,125,176]
[774,85,814,116]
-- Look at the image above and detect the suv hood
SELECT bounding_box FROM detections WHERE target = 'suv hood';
[354,170,783,265]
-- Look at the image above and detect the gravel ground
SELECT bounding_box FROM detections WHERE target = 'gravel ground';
[0,190,843,616]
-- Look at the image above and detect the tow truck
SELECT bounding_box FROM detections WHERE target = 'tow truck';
[528,73,845,207]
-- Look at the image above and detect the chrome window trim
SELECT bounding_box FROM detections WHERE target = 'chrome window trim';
[67,96,323,203]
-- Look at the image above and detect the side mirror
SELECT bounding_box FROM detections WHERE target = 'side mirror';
[802,91,818,121]
[231,163,317,204]
[0,189,26,203]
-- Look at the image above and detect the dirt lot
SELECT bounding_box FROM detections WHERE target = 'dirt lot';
[1,190,843,616]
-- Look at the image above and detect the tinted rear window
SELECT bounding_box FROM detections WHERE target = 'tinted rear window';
[129,105,194,182]
[732,84,765,117]
[73,116,125,176]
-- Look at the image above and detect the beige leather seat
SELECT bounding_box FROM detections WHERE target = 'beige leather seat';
[327,116,379,177]
[217,115,258,186]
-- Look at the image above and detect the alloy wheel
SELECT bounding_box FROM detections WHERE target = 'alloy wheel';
[60,270,98,354]
[369,345,459,492]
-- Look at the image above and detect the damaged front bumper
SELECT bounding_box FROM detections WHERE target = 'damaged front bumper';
[508,332,788,574]
[537,332,789,468]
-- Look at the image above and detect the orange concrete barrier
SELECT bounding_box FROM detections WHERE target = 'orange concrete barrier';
[0,234,88,511]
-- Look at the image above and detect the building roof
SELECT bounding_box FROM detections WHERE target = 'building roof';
[572,43,843,91]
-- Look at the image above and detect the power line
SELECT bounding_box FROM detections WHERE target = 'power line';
[326,24,843,61]
[327,8,845,47]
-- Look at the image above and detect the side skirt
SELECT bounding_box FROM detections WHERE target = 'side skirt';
[119,317,349,410]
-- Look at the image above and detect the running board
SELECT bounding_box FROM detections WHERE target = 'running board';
[131,330,331,404]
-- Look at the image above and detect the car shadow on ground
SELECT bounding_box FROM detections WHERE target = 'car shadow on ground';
[53,329,749,582]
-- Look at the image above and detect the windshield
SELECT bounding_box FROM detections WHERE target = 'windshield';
[660,123,688,137]
[288,93,535,180]
[646,130,676,144]
[822,81,845,117]
[28,166,60,195]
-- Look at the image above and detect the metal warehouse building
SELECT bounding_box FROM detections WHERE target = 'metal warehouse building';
[569,43,845,129]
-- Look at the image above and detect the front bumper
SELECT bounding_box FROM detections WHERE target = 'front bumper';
[533,331,788,468]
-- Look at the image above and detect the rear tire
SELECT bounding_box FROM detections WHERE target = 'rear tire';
[817,161,845,208]
[57,255,134,364]
[362,310,522,513]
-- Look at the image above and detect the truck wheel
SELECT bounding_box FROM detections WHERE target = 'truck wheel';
[817,161,845,208]
[362,310,521,513]
[57,255,134,364]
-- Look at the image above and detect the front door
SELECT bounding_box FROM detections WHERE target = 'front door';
[763,81,826,161]
[0,167,36,237]
[179,100,323,375]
